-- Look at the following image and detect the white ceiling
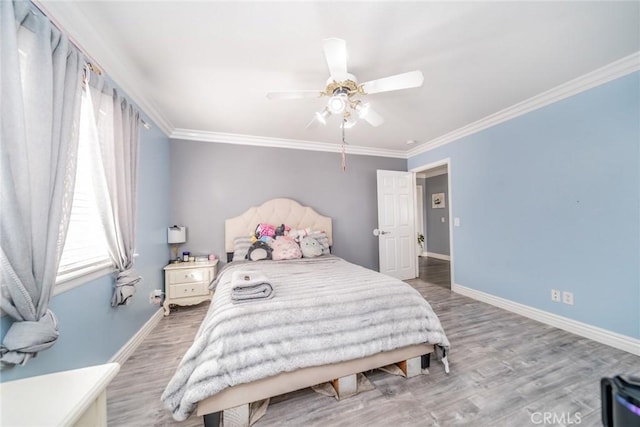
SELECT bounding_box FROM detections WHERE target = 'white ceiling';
[38,1,640,155]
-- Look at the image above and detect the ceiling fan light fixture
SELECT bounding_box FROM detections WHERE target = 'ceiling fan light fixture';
[327,94,347,114]
[342,118,357,129]
[356,102,371,119]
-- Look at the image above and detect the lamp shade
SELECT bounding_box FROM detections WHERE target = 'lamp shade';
[167,226,186,244]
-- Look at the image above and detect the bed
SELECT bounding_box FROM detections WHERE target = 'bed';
[161,198,450,426]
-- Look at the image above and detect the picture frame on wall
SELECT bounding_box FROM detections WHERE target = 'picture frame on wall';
[432,192,446,209]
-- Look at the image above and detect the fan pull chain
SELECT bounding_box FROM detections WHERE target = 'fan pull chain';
[341,119,347,172]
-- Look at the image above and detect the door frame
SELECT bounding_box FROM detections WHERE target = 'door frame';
[415,184,426,257]
[410,158,455,288]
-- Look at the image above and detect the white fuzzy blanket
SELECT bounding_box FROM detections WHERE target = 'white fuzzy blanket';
[161,256,449,421]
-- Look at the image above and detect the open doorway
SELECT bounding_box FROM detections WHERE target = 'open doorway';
[414,160,453,289]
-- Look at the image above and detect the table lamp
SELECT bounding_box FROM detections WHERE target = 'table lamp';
[167,225,186,263]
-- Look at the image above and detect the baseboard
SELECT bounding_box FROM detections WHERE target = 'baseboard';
[452,283,640,356]
[109,308,164,365]
[426,252,450,261]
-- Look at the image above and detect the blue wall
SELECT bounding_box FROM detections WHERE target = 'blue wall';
[0,115,171,382]
[409,72,640,339]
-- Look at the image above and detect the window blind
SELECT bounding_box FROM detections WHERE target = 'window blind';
[56,93,111,283]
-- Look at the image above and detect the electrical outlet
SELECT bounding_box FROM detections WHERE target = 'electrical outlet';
[562,291,574,305]
[551,289,560,302]
[149,290,164,305]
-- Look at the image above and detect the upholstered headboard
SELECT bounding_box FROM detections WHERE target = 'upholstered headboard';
[225,198,333,253]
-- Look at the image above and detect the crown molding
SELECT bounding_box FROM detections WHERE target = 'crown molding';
[33,1,174,136]
[407,51,640,158]
[175,52,639,159]
[170,129,408,159]
[29,2,640,156]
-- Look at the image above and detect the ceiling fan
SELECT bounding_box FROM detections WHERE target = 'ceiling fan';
[266,38,424,129]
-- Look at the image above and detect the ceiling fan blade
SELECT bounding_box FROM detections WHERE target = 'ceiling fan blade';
[360,70,424,95]
[266,90,323,100]
[323,38,348,82]
[360,105,384,127]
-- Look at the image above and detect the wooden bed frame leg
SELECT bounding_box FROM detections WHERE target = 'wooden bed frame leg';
[398,356,422,378]
[421,353,431,369]
[203,411,221,427]
[332,374,358,399]
[221,404,250,427]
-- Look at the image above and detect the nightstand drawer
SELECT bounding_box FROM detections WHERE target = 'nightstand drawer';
[169,282,209,298]
[163,260,218,316]
[168,268,208,284]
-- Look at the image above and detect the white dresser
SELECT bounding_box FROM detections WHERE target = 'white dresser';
[0,363,120,426]
[163,260,218,315]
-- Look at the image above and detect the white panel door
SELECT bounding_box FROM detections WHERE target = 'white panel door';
[376,170,416,280]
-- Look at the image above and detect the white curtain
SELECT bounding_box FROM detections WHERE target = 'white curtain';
[84,78,141,306]
[0,0,84,366]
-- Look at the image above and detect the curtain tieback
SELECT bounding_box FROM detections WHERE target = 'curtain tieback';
[111,268,141,307]
[0,310,59,366]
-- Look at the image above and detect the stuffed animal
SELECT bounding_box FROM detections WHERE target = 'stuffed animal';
[246,240,272,261]
[250,234,275,245]
[299,236,323,258]
[254,223,276,240]
[271,236,302,260]
[275,223,290,237]
[288,227,311,243]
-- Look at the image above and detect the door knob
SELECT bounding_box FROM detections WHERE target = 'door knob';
[373,229,390,236]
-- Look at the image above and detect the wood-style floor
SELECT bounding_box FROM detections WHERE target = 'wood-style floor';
[418,256,451,289]
[107,278,639,427]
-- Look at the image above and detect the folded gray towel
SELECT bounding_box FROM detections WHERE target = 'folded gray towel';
[230,271,274,303]
[231,271,269,287]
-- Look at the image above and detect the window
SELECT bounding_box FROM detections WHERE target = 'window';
[56,90,112,285]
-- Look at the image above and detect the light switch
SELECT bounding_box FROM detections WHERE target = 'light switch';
[441,217,445,223]
[454,217,460,227]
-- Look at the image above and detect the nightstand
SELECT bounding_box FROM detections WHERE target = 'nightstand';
[163,260,218,316]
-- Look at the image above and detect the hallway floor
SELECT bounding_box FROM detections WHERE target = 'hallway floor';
[418,256,451,289]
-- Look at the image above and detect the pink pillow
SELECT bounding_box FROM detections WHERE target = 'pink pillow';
[271,236,302,261]
[256,223,276,238]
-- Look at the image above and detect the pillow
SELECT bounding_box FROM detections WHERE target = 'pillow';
[255,223,276,239]
[231,236,252,262]
[300,236,323,258]
[307,231,331,255]
[246,241,272,261]
[271,236,302,261]
[288,227,311,242]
